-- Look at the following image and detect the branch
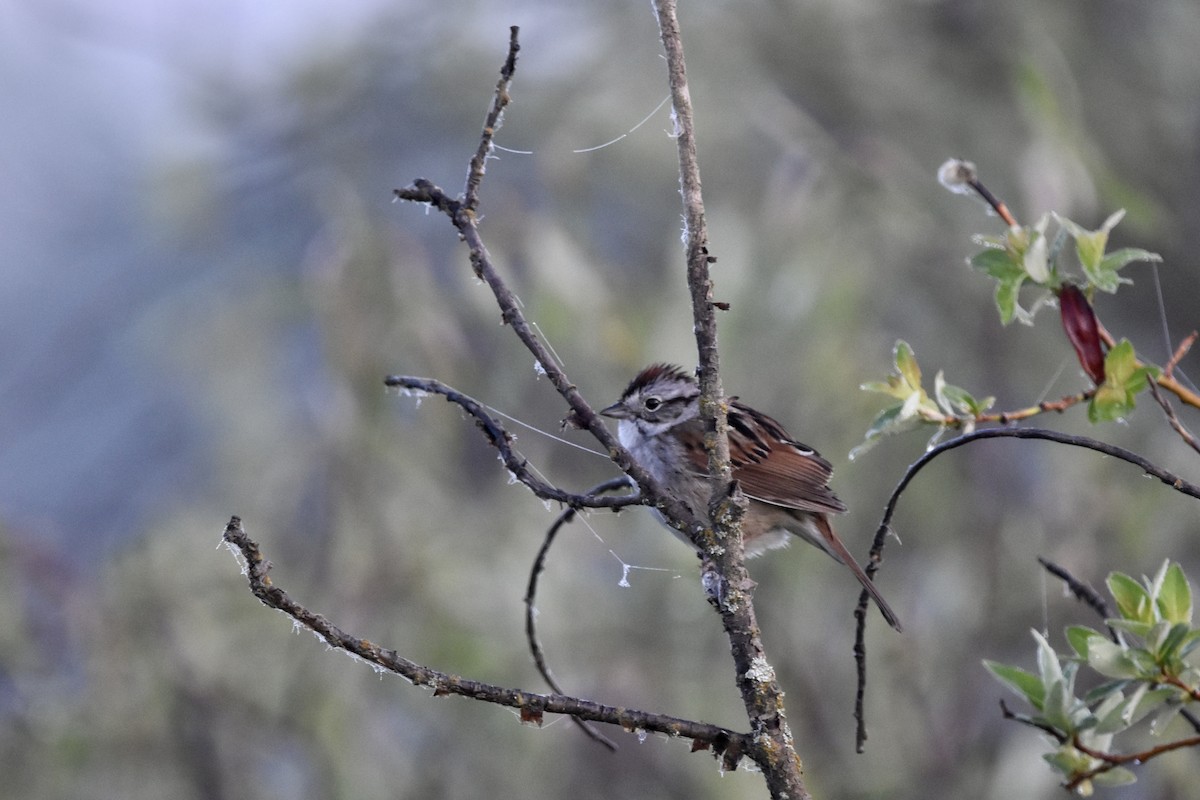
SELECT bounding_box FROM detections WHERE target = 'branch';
[978,391,1091,426]
[1003,692,1200,793]
[653,3,808,798]
[1164,331,1196,380]
[524,477,634,751]
[383,376,642,511]
[222,516,751,761]
[463,25,519,212]
[1067,733,1200,792]
[1147,380,1200,456]
[854,426,1200,749]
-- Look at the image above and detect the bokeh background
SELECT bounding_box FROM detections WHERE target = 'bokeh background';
[4,1,1200,798]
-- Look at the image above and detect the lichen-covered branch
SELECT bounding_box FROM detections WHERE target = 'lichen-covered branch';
[653,2,808,798]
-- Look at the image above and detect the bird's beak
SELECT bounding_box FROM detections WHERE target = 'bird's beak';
[599,401,629,420]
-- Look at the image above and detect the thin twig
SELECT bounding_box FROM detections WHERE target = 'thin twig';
[1164,331,1196,380]
[854,426,1200,750]
[987,391,1092,425]
[222,516,750,757]
[524,477,633,751]
[1147,380,1200,456]
[1067,733,1200,792]
[384,376,643,510]
[463,26,519,212]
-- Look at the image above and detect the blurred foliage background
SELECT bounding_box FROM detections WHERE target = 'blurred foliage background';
[3,1,1200,798]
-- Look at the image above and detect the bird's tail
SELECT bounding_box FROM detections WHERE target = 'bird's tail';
[811,515,903,632]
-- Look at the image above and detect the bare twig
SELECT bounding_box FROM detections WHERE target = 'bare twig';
[1066,733,1200,792]
[384,376,642,510]
[524,477,634,751]
[1164,331,1196,379]
[854,426,1200,750]
[1147,380,1200,456]
[463,26,519,212]
[222,516,750,758]
[986,391,1092,425]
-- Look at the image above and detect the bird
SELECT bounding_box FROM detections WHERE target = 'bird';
[601,363,901,631]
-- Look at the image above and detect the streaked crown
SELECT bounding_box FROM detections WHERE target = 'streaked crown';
[601,363,700,432]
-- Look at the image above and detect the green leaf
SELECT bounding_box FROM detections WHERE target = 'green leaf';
[1084,679,1132,705]
[862,403,905,439]
[1108,571,1154,624]
[1148,695,1186,735]
[1094,682,1171,735]
[1066,625,1104,659]
[1043,744,1097,782]
[1035,629,1064,687]
[994,275,1026,325]
[851,402,923,461]
[1157,562,1192,625]
[1103,340,1141,386]
[860,379,902,397]
[1092,687,1132,734]
[1055,209,1153,293]
[1156,622,1192,667]
[984,660,1045,710]
[1086,638,1143,680]
[1091,767,1137,788]
[894,340,922,391]
[1075,228,1107,274]
[1145,619,1175,653]
[1089,247,1161,294]
[969,231,1043,324]
[933,373,990,417]
[1042,677,1071,732]
[1069,209,1124,272]
[1088,340,1158,423]
[971,247,1024,280]
[1024,229,1050,283]
[1107,618,1155,641]
[1177,629,1200,659]
[1126,686,1177,729]
[1099,247,1161,272]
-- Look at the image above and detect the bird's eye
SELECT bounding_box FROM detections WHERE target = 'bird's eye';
[644,396,662,412]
